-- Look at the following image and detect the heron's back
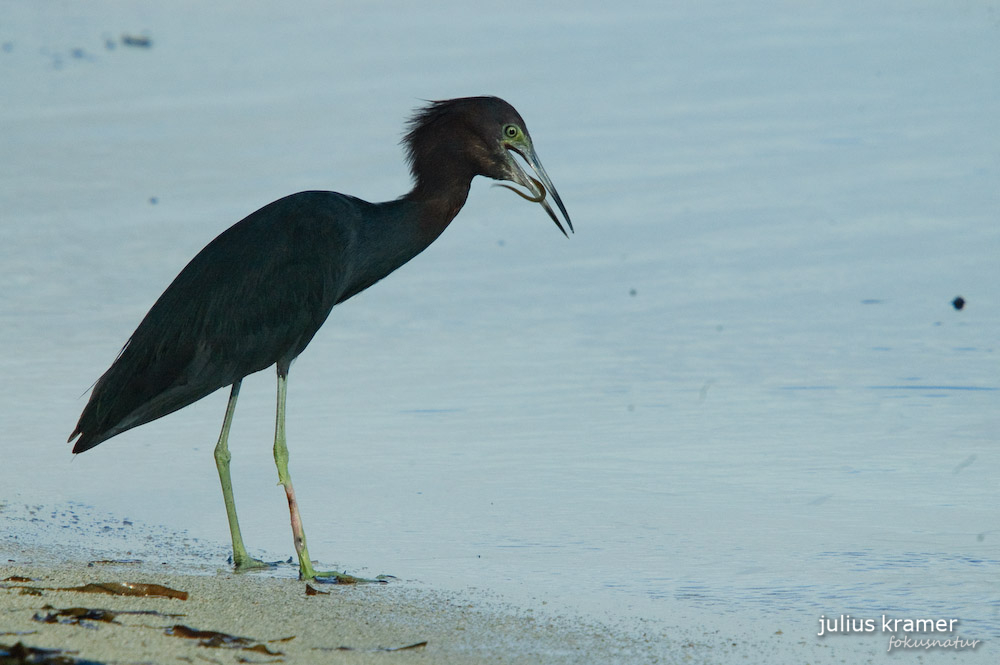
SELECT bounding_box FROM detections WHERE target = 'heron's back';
[70,191,375,452]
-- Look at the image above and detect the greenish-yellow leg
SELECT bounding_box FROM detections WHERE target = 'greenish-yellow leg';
[214,380,270,571]
[273,368,373,584]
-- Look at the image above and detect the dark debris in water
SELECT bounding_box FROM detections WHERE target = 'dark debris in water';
[120,34,151,48]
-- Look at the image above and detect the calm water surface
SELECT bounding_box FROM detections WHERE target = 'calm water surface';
[2,1,997,658]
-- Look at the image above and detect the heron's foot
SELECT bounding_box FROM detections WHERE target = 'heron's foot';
[300,564,391,585]
[232,555,277,572]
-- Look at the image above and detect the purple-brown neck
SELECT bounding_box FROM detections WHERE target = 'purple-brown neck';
[402,176,472,244]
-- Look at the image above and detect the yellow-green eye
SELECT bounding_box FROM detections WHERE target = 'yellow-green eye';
[503,124,520,139]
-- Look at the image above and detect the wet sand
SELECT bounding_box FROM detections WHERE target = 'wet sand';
[2,542,677,665]
[2,509,973,664]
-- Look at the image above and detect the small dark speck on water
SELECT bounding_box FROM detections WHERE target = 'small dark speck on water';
[2,42,13,53]
[629,288,637,297]
[952,296,965,311]
[149,197,158,205]
[121,34,152,48]
[861,299,883,305]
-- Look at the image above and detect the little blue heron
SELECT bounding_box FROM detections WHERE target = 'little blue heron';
[68,96,572,582]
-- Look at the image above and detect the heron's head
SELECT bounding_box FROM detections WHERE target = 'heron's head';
[404,96,573,237]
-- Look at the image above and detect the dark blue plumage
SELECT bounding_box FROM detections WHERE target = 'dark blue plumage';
[68,96,571,580]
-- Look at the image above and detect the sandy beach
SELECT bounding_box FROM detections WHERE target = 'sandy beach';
[3,498,762,665]
[3,543,672,665]
[2,528,988,665]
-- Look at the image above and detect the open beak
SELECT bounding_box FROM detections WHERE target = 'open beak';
[499,144,574,237]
